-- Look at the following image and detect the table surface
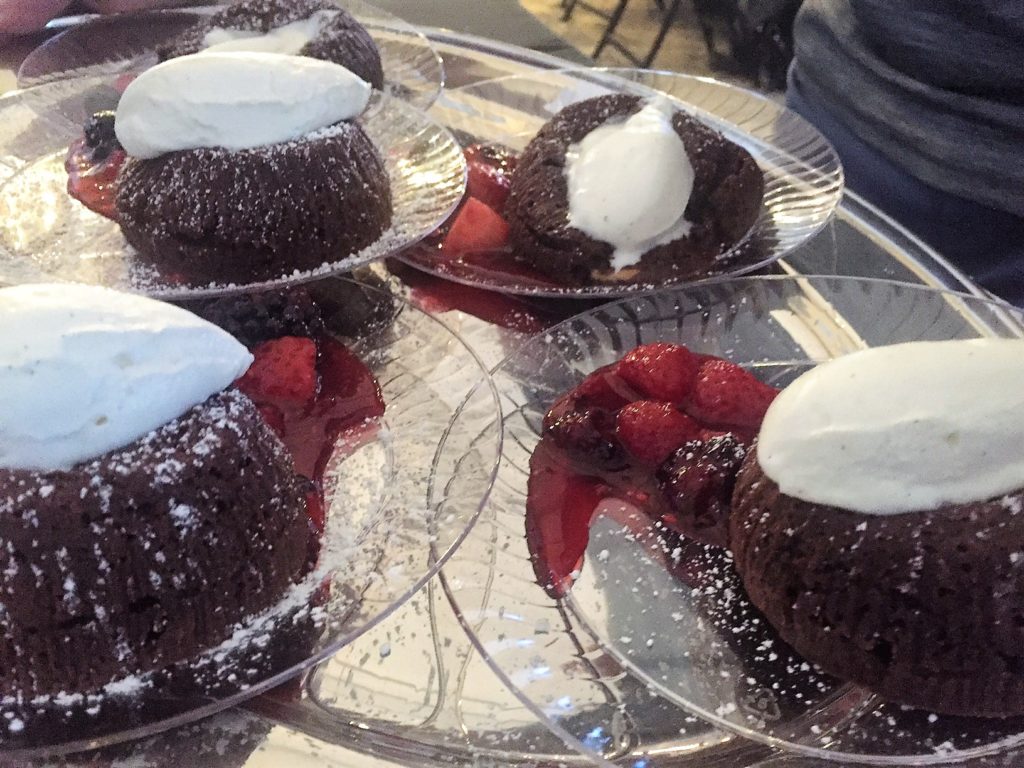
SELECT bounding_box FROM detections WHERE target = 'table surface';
[0,9,1003,768]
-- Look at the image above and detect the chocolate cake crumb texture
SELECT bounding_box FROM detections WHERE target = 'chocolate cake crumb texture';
[730,447,1024,717]
[116,122,393,284]
[0,389,310,701]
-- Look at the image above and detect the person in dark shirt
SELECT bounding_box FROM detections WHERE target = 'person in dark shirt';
[0,1,168,34]
[787,0,1024,305]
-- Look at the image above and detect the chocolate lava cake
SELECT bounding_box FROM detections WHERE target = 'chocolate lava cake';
[159,0,385,90]
[0,389,311,699]
[116,122,392,283]
[730,446,1024,717]
[505,94,764,285]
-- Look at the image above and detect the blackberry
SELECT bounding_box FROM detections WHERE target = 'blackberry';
[306,275,398,339]
[544,405,627,471]
[83,111,121,161]
[656,434,748,547]
[179,288,325,347]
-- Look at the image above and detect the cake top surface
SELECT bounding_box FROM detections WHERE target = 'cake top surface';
[0,283,252,471]
[114,51,371,159]
[757,338,1024,514]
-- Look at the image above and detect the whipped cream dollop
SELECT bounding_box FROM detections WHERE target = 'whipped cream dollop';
[564,97,695,272]
[0,284,253,472]
[115,51,371,159]
[201,10,337,55]
[757,339,1024,515]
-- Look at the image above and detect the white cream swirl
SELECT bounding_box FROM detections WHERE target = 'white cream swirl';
[200,10,337,55]
[564,97,695,271]
[0,284,253,472]
[115,51,371,159]
[757,339,1024,514]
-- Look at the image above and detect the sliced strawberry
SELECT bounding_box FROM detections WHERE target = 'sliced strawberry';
[542,390,581,434]
[442,197,510,256]
[617,343,700,404]
[315,338,386,425]
[542,364,632,434]
[577,362,640,407]
[687,358,779,428]
[525,439,607,598]
[236,336,318,406]
[616,401,702,466]
[464,143,517,211]
[291,337,386,480]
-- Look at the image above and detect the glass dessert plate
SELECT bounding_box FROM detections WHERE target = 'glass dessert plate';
[17,0,446,111]
[0,74,465,299]
[0,278,501,760]
[440,275,1024,766]
[399,68,844,298]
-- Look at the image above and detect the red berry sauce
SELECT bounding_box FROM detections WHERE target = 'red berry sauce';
[525,343,779,597]
[237,335,385,535]
[65,137,125,221]
[402,142,575,292]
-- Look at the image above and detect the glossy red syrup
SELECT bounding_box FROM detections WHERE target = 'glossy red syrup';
[65,137,124,221]
[389,259,562,334]
[526,438,676,598]
[238,336,385,534]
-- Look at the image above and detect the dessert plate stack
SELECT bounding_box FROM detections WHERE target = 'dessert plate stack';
[7,7,1023,768]
[1,8,504,760]
[3,279,502,759]
[440,276,1024,767]
[18,0,447,110]
[400,67,844,297]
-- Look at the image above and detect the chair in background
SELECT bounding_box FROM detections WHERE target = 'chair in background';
[559,0,799,90]
[561,0,676,66]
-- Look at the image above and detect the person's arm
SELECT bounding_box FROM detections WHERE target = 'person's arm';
[85,0,183,11]
[0,0,72,34]
[0,0,174,34]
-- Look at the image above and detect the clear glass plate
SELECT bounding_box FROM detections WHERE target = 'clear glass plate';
[18,0,446,111]
[399,68,844,298]
[0,278,501,760]
[0,76,466,299]
[441,275,1024,767]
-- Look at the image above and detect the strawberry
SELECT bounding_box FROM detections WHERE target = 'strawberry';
[441,197,510,256]
[615,401,702,466]
[236,336,318,406]
[617,343,700,404]
[465,143,517,211]
[687,358,778,427]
